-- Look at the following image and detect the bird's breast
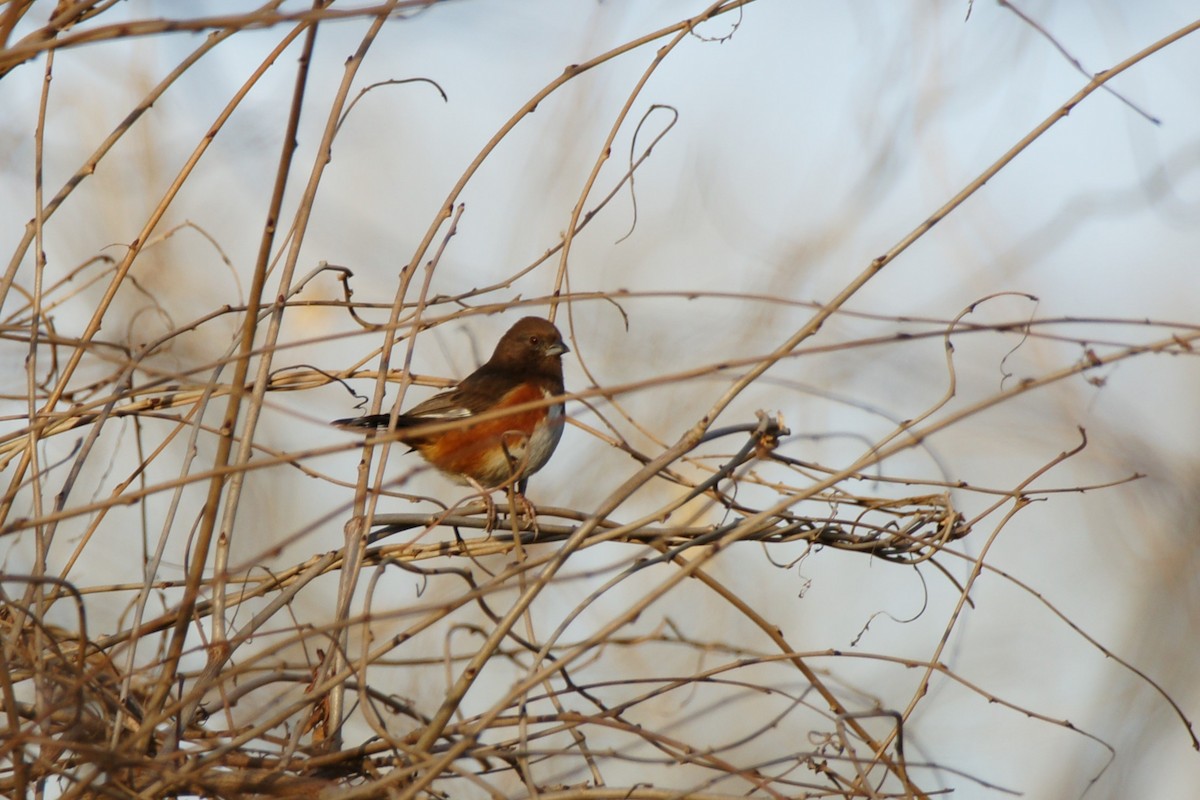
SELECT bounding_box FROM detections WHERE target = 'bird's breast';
[417,383,564,487]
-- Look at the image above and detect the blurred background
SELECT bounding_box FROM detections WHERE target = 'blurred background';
[2,1,1198,797]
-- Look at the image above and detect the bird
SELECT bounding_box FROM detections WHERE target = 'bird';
[334,316,569,513]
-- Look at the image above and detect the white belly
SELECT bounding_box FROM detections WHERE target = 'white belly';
[470,391,564,486]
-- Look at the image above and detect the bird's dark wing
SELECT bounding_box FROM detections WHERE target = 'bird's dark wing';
[332,370,526,433]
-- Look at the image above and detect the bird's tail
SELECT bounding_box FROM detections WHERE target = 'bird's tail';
[331,414,396,431]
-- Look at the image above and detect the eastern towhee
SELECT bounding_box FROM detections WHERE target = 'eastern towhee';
[334,316,569,503]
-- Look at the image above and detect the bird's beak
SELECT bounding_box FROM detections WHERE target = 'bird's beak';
[547,342,569,356]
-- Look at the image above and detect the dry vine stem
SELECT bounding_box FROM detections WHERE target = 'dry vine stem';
[1,2,1198,800]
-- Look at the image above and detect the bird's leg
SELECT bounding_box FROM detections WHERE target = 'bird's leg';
[499,432,537,524]
[464,476,498,533]
[507,478,538,528]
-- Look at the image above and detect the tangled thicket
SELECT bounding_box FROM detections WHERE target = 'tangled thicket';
[2,2,1198,799]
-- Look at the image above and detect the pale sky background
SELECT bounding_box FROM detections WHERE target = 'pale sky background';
[2,1,1199,797]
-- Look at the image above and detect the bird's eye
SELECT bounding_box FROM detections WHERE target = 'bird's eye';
[529,335,540,346]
